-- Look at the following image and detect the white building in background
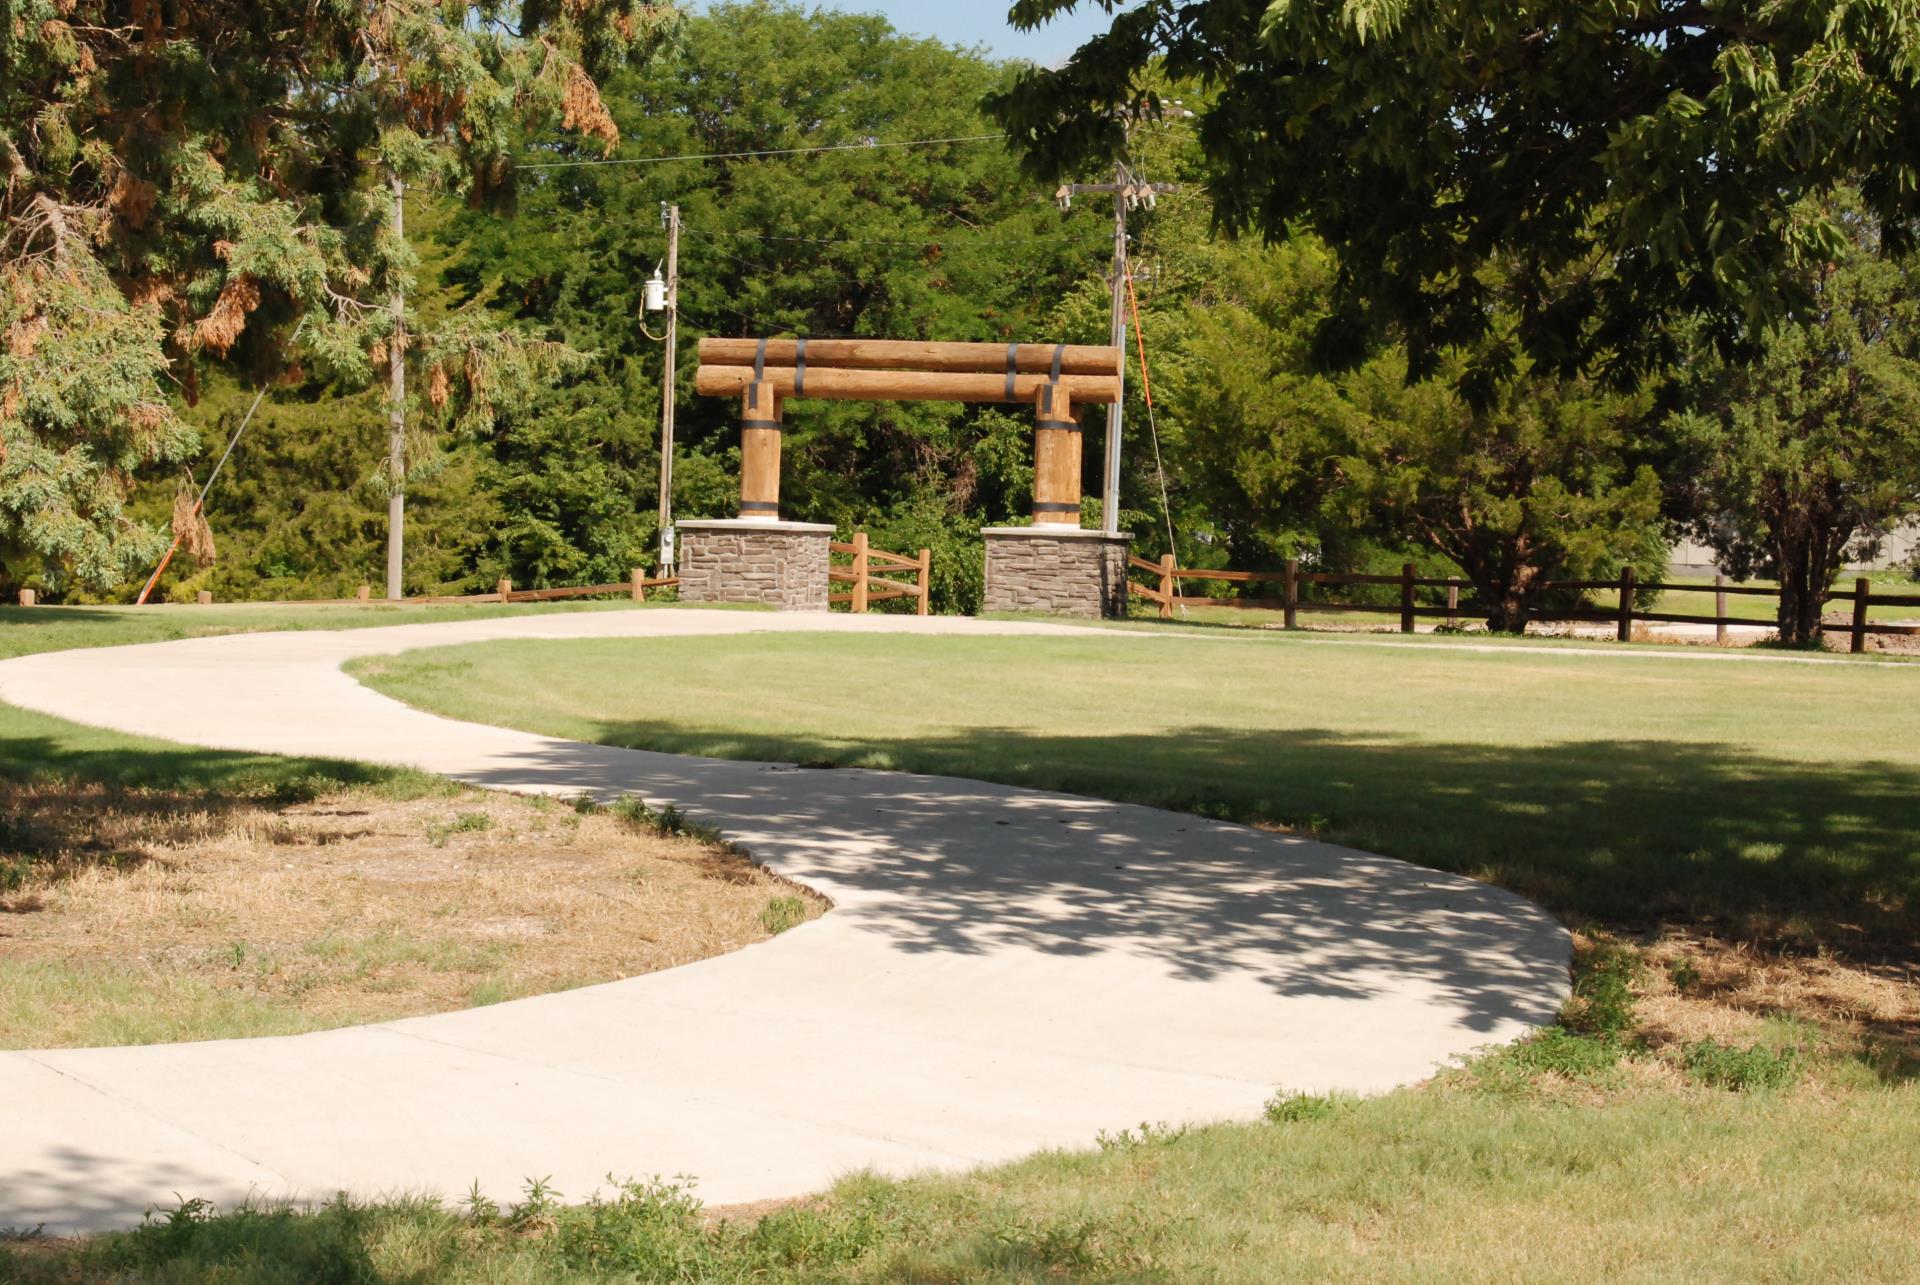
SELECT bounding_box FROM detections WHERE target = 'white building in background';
[1669,521,1920,576]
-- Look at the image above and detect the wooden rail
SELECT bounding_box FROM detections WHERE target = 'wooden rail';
[115,569,678,609]
[829,532,931,616]
[1127,558,1920,651]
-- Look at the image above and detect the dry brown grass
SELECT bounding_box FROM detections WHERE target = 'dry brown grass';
[1633,931,1920,1078]
[0,783,823,1050]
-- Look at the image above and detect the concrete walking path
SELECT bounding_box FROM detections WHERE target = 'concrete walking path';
[0,609,1569,1235]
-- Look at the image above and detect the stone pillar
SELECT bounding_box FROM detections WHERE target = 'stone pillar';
[982,526,1131,619]
[676,519,833,612]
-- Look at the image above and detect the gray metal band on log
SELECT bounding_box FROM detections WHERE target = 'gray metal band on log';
[748,337,768,410]
[1036,418,1081,432]
[740,419,784,430]
[738,500,780,512]
[1004,343,1018,401]
[1031,501,1080,513]
[794,337,807,397]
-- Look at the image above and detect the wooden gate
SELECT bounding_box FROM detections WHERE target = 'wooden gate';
[830,532,931,616]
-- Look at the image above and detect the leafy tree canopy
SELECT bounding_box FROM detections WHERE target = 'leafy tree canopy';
[991,1,1920,393]
[1671,194,1920,641]
[1,0,675,590]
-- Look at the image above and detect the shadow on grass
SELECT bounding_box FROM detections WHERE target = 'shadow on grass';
[0,734,405,798]
[578,720,1920,962]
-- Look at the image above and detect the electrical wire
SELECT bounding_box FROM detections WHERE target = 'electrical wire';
[517,132,1006,171]
[1125,265,1185,619]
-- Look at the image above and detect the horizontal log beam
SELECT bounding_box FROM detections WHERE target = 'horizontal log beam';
[699,338,1121,377]
[695,364,1121,405]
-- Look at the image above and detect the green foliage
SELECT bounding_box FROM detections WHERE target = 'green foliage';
[1263,1091,1351,1124]
[760,894,809,935]
[1671,194,1920,642]
[0,0,676,593]
[1680,1040,1804,1093]
[992,0,1920,392]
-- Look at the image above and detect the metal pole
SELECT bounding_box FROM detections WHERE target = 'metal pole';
[385,170,406,601]
[656,203,680,574]
[1102,164,1127,535]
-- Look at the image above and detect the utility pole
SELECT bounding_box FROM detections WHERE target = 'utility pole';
[655,202,681,575]
[1055,162,1179,533]
[386,171,406,601]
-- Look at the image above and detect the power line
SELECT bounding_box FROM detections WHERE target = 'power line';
[517,132,1006,171]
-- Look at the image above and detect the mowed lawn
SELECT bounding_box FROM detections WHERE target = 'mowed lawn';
[356,629,1920,948]
[8,615,1919,1281]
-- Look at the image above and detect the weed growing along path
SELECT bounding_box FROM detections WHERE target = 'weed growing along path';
[359,628,1920,953]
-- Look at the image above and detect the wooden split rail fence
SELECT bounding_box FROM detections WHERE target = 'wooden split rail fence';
[830,532,931,616]
[1129,557,1920,653]
[26,570,681,609]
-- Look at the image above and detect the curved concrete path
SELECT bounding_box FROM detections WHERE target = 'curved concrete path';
[0,610,1569,1234]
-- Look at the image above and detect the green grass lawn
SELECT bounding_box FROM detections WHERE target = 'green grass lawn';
[355,628,1920,948]
[0,599,646,791]
[8,613,1920,1281]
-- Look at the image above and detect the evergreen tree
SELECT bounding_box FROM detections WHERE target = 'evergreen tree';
[0,0,675,595]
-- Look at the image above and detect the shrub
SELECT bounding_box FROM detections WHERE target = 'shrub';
[1263,1090,1351,1123]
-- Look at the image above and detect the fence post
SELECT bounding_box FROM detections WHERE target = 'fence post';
[630,568,647,604]
[1616,565,1636,643]
[356,583,371,603]
[1852,577,1871,655]
[1157,553,1176,620]
[1715,572,1728,646]
[1283,559,1300,630]
[1446,579,1460,629]
[1400,563,1416,634]
[18,589,35,607]
[851,531,869,614]
[497,577,513,604]
[916,548,931,616]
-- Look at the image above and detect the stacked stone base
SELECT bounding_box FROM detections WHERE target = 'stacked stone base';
[982,527,1131,619]
[676,519,833,612]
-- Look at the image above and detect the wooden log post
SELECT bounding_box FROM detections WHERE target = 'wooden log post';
[195,590,213,606]
[1400,563,1417,634]
[1715,572,1728,646]
[851,531,870,614]
[18,589,35,607]
[739,381,782,522]
[630,568,647,603]
[1157,553,1176,621]
[1616,565,1636,643]
[356,583,371,603]
[497,577,513,603]
[1283,559,1299,631]
[1852,577,1871,655]
[1031,382,1081,526]
[1447,579,1460,629]
[916,548,931,617]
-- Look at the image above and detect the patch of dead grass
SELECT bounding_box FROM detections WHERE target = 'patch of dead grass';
[1633,932,1919,1078]
[0,783,824,1049]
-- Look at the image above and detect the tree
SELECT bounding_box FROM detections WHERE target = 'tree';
[991,1,1920,391]
[447,2,1109,606]
[1334,361,1670,632]
[0,0,675,595]
[1671,202,1920,643]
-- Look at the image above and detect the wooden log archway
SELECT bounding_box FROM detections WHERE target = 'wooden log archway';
[694,338,1124,526]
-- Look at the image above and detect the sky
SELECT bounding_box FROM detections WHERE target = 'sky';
[856,2,1110,63]
[699,2,1113,65]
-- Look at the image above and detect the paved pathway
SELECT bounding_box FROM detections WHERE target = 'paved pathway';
[0,610,1569,1235]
